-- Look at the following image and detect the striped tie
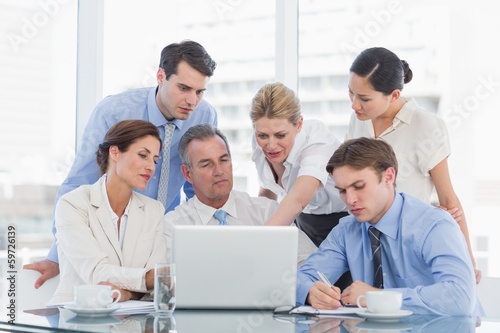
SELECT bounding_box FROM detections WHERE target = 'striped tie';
[213,210,228,225]
[157,123,175,207]
[368,226,384,289]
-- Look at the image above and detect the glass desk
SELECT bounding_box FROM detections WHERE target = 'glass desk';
[2,307,500,332]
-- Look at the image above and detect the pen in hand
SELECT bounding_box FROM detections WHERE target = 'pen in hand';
[316,271,346,307]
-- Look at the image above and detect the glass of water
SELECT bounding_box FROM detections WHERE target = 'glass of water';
[154,263,176,315]
[153,313,176,333]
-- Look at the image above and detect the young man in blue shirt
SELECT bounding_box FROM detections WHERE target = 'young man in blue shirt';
[25,40,218,288]
[296,137,480,316]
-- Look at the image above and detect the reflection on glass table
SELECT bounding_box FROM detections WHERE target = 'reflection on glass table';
[1,307,500,333]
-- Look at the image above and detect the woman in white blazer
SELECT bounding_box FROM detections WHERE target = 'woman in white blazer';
[49,120,167,304]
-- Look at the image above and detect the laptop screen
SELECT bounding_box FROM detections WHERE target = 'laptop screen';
[172,225,298,309]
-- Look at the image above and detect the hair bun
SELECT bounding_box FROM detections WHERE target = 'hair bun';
[401,60,413,84]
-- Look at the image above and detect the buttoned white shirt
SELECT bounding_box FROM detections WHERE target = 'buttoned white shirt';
[164,190,317,265]
[101,174,130,249]
[252,119,347,214]
[347,97,451,203]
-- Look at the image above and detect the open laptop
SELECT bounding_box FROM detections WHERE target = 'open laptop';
[172,225,298,310]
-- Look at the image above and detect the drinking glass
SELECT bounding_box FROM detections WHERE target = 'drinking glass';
[154,263,176,315]
[153,314,176,333]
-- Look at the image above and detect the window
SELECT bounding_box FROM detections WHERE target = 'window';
[2,3,498,309]
[0,0,77,253]
[101,0,275,196]
[0,0,77,300]
[299,0,500,277]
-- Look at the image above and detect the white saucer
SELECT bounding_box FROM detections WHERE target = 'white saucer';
[63,303,120,317]
[356,309,412,322]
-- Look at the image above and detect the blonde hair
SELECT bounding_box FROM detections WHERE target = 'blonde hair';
[250,82,301,125]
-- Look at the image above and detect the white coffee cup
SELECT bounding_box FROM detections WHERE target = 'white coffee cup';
[74,284,121,309]
[356,291,402,314]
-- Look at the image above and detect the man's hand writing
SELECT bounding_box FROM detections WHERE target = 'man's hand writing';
[307,281,343,310]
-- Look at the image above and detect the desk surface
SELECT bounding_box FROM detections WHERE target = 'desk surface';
[2,308,500,332]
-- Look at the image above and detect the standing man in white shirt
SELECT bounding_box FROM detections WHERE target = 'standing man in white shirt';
[164,124,317,265]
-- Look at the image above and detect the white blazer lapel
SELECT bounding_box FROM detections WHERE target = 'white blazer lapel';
[121,193,145,266]
[90,177,124,265]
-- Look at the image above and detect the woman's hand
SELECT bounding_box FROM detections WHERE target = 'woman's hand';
[437,206,463,223]
[474,269,482,284]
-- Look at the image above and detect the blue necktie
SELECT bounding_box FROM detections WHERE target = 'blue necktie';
[368,226,384,289]
[213,210,227,225]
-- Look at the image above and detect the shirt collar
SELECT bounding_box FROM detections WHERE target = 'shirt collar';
[101,174,131,219]
[100,174,131,249]
[283,128,306,167]
[393,97,418,126]
[192,191,238,225]
[365,192,403,240]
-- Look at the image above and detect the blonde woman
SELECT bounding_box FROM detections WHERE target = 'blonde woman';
[250,82,348,248]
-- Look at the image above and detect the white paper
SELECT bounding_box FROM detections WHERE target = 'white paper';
[290,305,360,316]
[112,300,155,315]
[18,269,60,310]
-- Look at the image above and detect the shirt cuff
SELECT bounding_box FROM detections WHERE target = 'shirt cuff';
[46,242,59,264]
[296,278,315,305]
[111,267,149,292]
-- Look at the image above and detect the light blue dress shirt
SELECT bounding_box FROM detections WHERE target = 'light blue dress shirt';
[47,87,218,262]
[296,193,481,316]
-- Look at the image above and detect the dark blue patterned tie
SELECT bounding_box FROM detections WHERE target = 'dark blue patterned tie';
[368,226,384,289]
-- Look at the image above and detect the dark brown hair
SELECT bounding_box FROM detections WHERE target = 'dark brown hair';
[350,47,413,95]
[96,120,161,174]
[326,137,398,185]
[159,40,217,80]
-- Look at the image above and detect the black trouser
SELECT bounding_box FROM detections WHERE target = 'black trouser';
[296,211,352,291]
[296,211,349,246]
